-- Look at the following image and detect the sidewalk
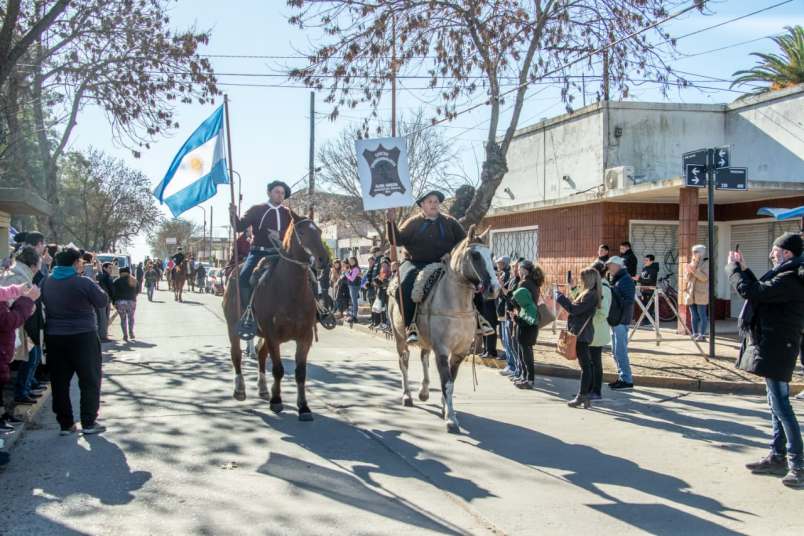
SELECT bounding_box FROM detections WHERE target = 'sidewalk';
[349,314,804,395]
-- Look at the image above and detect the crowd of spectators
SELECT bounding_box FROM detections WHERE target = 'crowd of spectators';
[0,229,155,467]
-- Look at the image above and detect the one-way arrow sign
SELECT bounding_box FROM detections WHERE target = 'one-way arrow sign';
[685,164,706,188]
[715,146,730,169]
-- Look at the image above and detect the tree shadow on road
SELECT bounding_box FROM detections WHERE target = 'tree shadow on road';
[459,412,753,535]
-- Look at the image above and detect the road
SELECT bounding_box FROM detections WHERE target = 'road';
[0,286,802,535]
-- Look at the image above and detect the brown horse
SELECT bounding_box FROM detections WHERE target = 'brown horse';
[222,213,329,421]
[173,260,188,302]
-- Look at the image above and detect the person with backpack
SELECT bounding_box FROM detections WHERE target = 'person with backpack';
[606,256,635,390]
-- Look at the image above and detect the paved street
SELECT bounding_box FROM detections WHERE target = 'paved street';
[1,287,803,535]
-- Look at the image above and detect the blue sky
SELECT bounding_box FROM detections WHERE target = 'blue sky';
[67,0,804,260]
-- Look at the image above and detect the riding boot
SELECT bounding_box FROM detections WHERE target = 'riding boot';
[239,284,252,316]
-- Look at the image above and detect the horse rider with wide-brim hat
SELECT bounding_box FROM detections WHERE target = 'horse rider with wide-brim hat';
[387,190,467,343]
[170,246,185,276]
[229,180,296,311]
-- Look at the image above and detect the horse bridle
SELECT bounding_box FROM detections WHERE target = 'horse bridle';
[460,244,492,293]
[268,218,322,269]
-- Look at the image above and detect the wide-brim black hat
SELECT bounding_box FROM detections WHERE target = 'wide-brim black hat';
[267,180,291,199]
[416,190,445,206]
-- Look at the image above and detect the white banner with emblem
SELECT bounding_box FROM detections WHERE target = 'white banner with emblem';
[355,136,414,210]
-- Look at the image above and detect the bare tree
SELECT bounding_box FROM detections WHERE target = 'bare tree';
[287,0,700,227]
[57,149,160,251]
[1,0,218,238]
[315,110,463,245]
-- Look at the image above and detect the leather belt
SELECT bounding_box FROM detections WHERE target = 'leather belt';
[251,246,278,253]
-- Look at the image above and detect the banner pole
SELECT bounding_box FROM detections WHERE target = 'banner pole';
[224,94,241,314]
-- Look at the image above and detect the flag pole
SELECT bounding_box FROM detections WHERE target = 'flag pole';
[224,94,241,314]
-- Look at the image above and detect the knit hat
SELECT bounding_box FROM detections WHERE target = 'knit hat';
[773,232,803,257]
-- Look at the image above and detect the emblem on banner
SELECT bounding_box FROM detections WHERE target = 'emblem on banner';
[362,144,406,197]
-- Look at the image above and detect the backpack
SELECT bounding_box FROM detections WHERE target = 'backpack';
[607,285,624,327]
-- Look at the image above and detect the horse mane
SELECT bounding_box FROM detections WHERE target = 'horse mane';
[282,219,296,251]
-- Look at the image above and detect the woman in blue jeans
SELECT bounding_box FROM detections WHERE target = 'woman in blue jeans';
[684,244,709,341]
[345,256,362,323]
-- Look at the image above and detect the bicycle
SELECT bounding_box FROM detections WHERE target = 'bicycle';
[656,273,678,322]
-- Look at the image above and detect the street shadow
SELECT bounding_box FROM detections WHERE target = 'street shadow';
[11,435,150,507]
[258,452,464,535]
[252,409,493,506]
[459,413,752,535]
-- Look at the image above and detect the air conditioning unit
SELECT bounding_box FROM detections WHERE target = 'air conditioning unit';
[604,166,634,191]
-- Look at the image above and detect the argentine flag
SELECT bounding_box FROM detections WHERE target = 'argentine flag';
[154,105,228,217]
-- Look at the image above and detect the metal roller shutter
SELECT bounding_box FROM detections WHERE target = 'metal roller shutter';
[491,227,539,261]
[729,221,799,317]
[631,223,717,286]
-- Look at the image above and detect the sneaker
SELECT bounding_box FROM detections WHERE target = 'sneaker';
[609,380,634,390]
[515,381,534,390]
[746,454,788,475]
[59,424,79,436]
[81,423,106,435]
[499,367,513,376]
[588,393,603,401]
[795,391,804,400]
[0,421,15,433]
[782,467,804,488]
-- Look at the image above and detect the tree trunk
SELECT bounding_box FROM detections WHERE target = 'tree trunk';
[459,141,508,229]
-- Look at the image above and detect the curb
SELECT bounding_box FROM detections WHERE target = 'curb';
[348,322,804,396]
[0,386,52,456]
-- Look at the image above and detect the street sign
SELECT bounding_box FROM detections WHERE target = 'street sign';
[714,167,747,190]
[685,164,706,188]
[715,146,730,169]
[682,148,707,172]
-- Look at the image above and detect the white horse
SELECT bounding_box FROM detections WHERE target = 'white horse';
[388,225,499,433]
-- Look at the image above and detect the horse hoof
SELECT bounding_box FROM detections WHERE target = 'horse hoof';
[446,421,461,434]
[270,402,284,413]
[233,390,246,401]
[299,412,314,422]
[418,390,429,402]
[402,396,414,407]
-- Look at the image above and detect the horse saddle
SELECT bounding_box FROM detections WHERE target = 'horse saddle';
[412,263,445,304]
[250,255,279,288]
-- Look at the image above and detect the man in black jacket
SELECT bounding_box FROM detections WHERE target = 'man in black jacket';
[728,232,804,488]
[619,241,638,278]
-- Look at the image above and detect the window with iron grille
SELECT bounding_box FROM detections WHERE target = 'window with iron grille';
[490,227,539,262]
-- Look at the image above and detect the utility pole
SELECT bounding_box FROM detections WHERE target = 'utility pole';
[209,205,213,266]
[706,148,716,358]
[308,91,316,219]
[602,49,610,102]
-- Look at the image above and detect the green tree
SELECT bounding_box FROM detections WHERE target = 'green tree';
[147,218,199,259]
[732,26,804,94]
[57,149,160,251]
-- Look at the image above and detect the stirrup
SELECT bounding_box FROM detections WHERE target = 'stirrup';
[477,314,495,336]
[316,298,337,330]
[406,323,419,343]
[236,304,258,341]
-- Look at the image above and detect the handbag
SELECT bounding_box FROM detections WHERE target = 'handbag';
[537,293,555,329]
[557,316,592,361]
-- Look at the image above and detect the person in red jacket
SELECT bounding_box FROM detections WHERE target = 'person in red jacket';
[0,284,40,434]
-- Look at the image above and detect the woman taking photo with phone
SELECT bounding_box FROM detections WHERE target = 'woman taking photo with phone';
[555,267,601,408]
[684,244,709,341]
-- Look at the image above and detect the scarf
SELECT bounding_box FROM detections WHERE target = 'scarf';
[51,266,77,280]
